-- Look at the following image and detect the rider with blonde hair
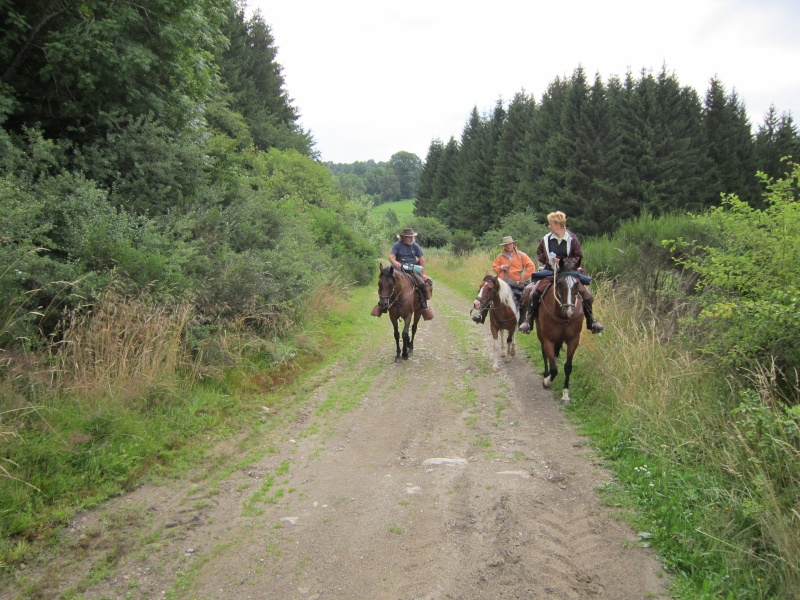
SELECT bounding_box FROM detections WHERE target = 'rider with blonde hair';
[519,211,603,334]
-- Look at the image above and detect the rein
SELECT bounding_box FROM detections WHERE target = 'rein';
[379,270,417,310]
[541,271,581,323]
[473,277,516,316]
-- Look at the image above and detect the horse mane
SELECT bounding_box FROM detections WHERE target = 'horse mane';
[496,278,516,309]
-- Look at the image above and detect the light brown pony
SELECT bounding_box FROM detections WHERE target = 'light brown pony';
[473,274,518,372]
[377,264,422,362]
[532,272,584,403]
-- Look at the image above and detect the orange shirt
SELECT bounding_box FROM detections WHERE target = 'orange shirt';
[492,249,536,283]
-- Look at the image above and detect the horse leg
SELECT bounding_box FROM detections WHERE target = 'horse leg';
[491,330,501,372]
[506,329,515,361]
[393,319,402,363]
[561,356,573,404]
[401,318,411,360]
[541,341,558,388]
[408,313,420,356]
[562,339,579,404]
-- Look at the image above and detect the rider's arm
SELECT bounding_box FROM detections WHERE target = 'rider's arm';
[566,233,583,271]
[418,255,427,279]
[491,254,506,277]
[389,253,402,269]
[521,252,536,277]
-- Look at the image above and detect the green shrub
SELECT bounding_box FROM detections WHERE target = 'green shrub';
[403,215,451,248]
[477,209,547,252]
[450,230,476,256]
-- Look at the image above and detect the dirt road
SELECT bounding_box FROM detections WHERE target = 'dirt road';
[6,282,671,599]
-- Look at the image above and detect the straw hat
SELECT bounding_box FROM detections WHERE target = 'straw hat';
[499,236,516,246]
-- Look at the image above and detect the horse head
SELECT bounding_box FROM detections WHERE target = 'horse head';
[474,274,499,313]
[377,264,398,312]
[554,273,580,319]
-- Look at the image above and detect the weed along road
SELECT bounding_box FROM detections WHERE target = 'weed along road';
[7,281,671,599]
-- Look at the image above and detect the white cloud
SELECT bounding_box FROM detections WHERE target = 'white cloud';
[250,0,800,163]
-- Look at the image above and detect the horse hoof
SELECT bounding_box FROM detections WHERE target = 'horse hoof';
[492,365,500,372]
[402,355,409,360]
[395,356,402,363]
[562,390,571,404]
[504,356,512,363]
[509,348,516,356]
[542,377,552,389]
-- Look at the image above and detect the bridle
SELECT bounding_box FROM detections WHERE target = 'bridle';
[544,271,579,320]
[474,276,498,313]
[378,268,415,311]
[378,271,398,311]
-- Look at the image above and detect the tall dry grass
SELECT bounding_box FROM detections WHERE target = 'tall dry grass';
[52,290,196,400]
[580,281,800,597]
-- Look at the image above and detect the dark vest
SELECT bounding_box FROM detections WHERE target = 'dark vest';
[547,237,568,261]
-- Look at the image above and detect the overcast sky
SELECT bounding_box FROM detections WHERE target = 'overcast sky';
[248,0,800,165]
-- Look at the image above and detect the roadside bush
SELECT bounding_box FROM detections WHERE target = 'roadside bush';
[669,163,800,378]
[478,209,546,252]
[403,216,450,248]
[450,230,476,256]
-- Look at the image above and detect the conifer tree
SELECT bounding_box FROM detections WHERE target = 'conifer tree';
[431,137,459,221]
[519,76,569,217]
[754,106,800,182]
[492,91,535,216]
[445,107,493,233]
[703,78,758,205]
[415,139,443,217]
[218,4,314,155]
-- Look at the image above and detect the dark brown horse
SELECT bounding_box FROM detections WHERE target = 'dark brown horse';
[533,272,583,403]
[473,275,518,371]
[377,264,422,362]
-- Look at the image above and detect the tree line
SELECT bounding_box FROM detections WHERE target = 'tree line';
[416,66,799,238]
[327,151,423,205]
[0,0,381,349]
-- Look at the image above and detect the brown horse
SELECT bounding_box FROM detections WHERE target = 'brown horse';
[473,275,518,372]
[533,272,583,403]
[377,264,422,362]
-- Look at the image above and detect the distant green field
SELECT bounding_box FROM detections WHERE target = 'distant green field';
[372,199,415,223]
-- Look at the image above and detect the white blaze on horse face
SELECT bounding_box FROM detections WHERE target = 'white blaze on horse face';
[564,276,575,318]
[474,285,486,311]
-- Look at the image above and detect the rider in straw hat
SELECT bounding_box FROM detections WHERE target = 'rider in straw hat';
[388,227,433,320]
[472,235,536,325]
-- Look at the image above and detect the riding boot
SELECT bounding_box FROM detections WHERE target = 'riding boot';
[582,293,604,334]
[517,306,527,328]
[472,307,488,324]
[419,287,434,321]
[519,292,540,334]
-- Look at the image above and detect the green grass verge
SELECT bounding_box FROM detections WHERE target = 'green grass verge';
[0,282,383,570]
